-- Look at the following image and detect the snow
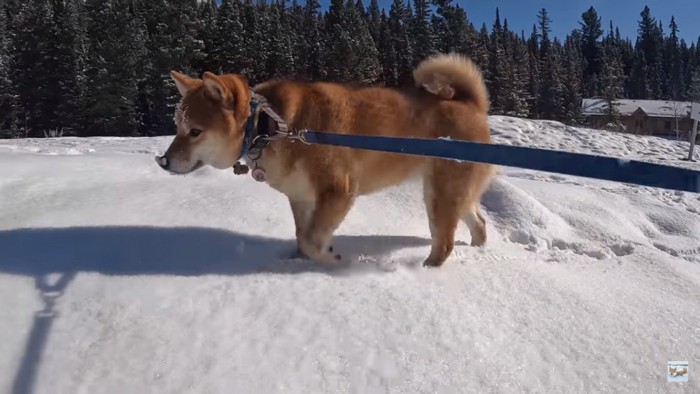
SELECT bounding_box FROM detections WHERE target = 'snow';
[581,98,694,118]
[1,116,699,393]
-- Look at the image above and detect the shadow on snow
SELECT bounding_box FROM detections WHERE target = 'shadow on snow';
[0,226,440,393]
[0,225,436,277]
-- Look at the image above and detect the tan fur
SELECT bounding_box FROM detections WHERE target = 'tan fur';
[413,52,490,113]
[159,53,496,267]
[669,366,687,377]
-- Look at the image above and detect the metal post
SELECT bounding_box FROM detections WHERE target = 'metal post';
[688,119,699,162]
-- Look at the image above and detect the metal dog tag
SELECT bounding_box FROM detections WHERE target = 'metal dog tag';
[251,167,267,182]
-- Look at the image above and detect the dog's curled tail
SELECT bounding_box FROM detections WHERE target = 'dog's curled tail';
[413,52,489,113]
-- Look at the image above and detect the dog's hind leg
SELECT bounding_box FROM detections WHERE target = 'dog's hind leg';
[422,160,492,267]
[462,210,487,247]
[422,174,463,267]
[457,161,494,248]
[298,186,355,264]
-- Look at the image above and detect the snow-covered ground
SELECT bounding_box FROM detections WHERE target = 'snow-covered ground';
[1,116,698,393]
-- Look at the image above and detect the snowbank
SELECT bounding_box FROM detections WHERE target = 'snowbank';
[1,116,698,393]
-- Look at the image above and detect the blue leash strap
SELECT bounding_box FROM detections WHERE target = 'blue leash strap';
[299,131,700,194]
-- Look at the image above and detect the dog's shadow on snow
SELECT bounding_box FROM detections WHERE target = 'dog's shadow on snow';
[0,226,439,277]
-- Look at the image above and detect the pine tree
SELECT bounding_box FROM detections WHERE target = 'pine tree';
[197,0,221,73]
[346,0,382,83]
[172,0,206,75]
[324,0,380,84]
[10,0,60,137]
[82,0,148,136]
[601,46,625,132]
[504,31,530,117]
[619,36,636,97]
[0,0,18,137]
[431,0,473,56]
[210,0,245,75]
[385,0,413,86]
[51,0,88,135]
[366,0,382,44]
[665,16,684,100]
[4,0,700,138]
[265,0,296,79]
[301,0,324,80]
[679,39,693,100]
[487,8,507,114]
[579,6,604,97]
[481,14,529,117]
[688,66,700,102]
[630,46,649,99]
[288,0,306,78]
[240,0,267,83]
[686,42,700,102]
[526,24,540,118]
[472,23,490,80]
[324,0,347,81]
[603,21,634,99]
[636,6,664,99]
[135,0,206,136]
[536,8,564,120]
[377,11,396,86]
[562,33,583,123]
[410,0,434,65]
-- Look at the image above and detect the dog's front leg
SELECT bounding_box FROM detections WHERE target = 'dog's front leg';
[298,189,355,264]
[288,199,315,257]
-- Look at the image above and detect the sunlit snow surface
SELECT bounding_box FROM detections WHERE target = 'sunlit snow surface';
[1,116,698,393]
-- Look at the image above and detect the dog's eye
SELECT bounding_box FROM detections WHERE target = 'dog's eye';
[189,128,202,137]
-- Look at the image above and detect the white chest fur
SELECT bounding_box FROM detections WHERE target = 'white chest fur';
[244,146,315,202]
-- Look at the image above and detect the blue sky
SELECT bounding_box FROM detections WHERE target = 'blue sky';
[325,0,700,43]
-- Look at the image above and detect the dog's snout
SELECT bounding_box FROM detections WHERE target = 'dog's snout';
[156,155,169,169]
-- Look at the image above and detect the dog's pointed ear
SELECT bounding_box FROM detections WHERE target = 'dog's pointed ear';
[202,71,230,103]
[171,71,197,97]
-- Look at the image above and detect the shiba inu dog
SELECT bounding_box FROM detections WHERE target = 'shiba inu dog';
[157,53,495,267]
[669,366,688,377]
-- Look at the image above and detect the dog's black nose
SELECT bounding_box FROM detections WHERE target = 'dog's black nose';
[155,155,169,169]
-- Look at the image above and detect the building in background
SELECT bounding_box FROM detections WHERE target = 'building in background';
[581,98,697,140]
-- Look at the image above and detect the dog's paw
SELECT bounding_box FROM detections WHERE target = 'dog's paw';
[287,248,308,260]
[422,258,446,268]
[316,251,342,265]
[290,245,333,260]
[298,240,342,265]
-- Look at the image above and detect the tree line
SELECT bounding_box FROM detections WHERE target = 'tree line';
[1,0,699,138]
